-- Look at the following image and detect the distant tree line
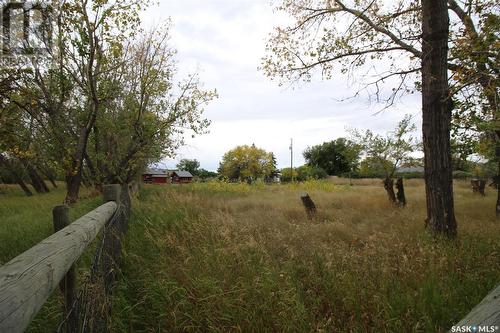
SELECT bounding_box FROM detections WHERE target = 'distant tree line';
[212,115,495,209]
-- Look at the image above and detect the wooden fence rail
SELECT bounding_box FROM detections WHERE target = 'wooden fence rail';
[0,185,121,333]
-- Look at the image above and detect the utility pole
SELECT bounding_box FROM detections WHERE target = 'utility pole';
[290,138,294,182]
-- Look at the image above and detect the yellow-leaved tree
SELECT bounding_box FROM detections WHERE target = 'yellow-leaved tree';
[218,145,277,183]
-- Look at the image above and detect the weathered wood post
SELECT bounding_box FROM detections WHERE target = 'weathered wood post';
[52,205,77,332]
[300,193,317,220]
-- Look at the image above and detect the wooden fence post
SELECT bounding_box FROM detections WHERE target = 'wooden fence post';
[300,193,317,220]
[52,205,76,333]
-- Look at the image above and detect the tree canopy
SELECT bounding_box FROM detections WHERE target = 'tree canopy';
[350,115,419,179]
[281,165,328,182]
[350,115,420,204]
[218,145,277,182]
[177,159,201,176]
[303,138,361,176]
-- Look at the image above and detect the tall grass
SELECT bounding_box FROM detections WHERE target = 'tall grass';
[111,180,499,332]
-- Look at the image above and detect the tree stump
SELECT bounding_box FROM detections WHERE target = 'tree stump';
[478,180,486,196]
[396,177,406,207]
[471,179,486,196]
[300,193,317,220]
[471,179,480,193]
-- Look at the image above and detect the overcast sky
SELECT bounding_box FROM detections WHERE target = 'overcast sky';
[142,0,422,171]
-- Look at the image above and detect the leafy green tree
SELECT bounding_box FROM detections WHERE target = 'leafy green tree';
[177,159,201,176]
[303,138,361,176]
[218,145,277,182]
[351,115,419,204]
[280,168,298,183]
[85,28,215,186]
[281,165,327,182]
[357,157,392,179]
[197,169,218,180]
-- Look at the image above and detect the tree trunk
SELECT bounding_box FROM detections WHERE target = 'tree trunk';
[39,168,58,188]
[65,171,82,204]
[478,180,486,196]
[396,178,406,207]
[35,169,50,193]
[383,177,397,204]
[22,161,49,193]
[47,175,58,189]
[0,154,33,196]
[65,126,94,203]
[421,0,457,237]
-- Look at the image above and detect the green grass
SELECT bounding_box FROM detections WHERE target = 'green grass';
[110,180,499,332]
[0,183,102,332]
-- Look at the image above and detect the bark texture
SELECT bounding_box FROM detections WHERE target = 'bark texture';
[383,177,397,204]
[396,178,406,207]
[22,161,49,194]
[421,0,457,236]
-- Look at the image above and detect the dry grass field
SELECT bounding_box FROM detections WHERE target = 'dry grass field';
[110,179,499,332]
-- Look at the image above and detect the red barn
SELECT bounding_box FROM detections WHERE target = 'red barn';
[171,171,194,184]
[142,168,168,184]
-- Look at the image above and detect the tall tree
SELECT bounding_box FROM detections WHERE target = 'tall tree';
[350,115,419,204]
[85,29,215,185]
[303,138,361,176]
[421,0,456,236]
[57,0,149,202]
[218,145,277,182]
